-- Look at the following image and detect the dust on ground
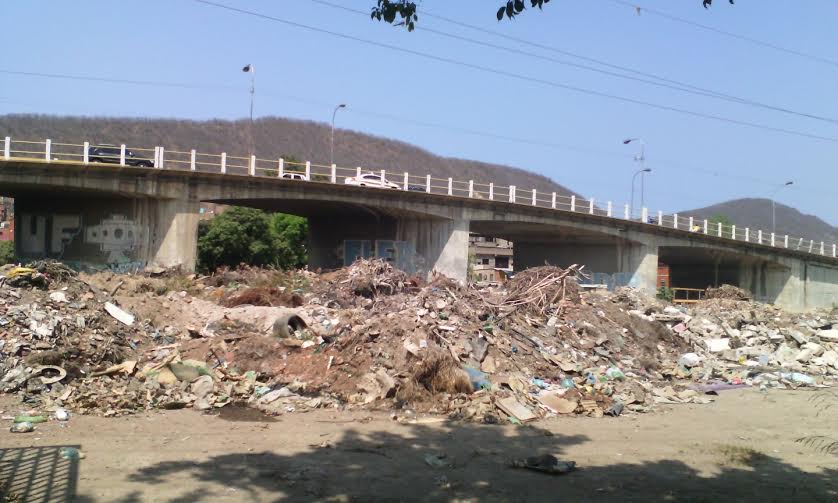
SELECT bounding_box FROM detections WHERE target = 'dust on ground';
[1,389,836,502]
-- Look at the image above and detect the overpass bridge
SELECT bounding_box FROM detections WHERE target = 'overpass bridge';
[1,136,837,311]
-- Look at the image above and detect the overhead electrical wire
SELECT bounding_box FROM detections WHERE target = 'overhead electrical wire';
[603,0,838,69]
[191,0,838,144]
[311,0,838,125]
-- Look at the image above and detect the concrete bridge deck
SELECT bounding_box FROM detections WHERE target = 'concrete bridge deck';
[2,137,837,311]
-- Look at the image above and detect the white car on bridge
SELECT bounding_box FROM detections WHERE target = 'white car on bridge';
[344,173,400,190]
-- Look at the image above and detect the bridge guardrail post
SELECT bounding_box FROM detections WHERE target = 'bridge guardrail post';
[745,228,749,242]
[306,162,312,180]
[250,155,257,176]
[153,147,159,168]
[821,241,825,255]
[551,192,556,209]
[190,150,196,171]
[732,224,736,239]
[489,183,494,200]
[607,201,612,217]
[758,230,762,244]
[703,219,708,234]
[3,137,9,160]
[83,142,89,164]
[689,216,694,231]
[809,240,814,253]
[45,139,51,162]
[642,207,648,223]
[221,152,227,174]
[570,195,575,212]
[658,211,663,226]
[468,180,474,198]
[531,189,536,206]
[278,158,284,177]
[509,185,515,203]
[771,233,775,247]
[382,169,387,186]
[426,174,430,193]
[120,145,127,166]
[589,198,594,214]
[673,213,678,229]
[784,235,788,248]
[718,222,722,237]
[623,204,629,219]
[833,244,836,258]
[158,147,165,169]
[448,177,453,196]
[404,172,409,190]
[333,164,338,184]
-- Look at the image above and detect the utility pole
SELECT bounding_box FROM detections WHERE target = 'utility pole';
[242,64,255,156]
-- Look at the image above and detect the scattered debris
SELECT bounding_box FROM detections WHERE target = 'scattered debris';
[1,258,835,422]
[511,454,576,475]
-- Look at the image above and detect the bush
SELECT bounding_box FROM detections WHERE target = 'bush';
[656,286,673,302]
[0,241,14,266]
[197,207,308,273]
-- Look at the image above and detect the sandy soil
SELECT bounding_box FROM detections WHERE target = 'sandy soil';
[2,388,836,502]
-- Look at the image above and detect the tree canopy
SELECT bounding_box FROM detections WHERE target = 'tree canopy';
[371,0,734,30]
[197,206,308,273]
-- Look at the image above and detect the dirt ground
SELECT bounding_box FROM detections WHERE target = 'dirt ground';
[2,389,836,503]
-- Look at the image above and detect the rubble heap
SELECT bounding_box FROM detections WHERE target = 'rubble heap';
[1,259,835,424]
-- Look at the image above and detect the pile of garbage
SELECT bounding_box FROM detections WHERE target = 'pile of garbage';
[2,260,835,427]
[704,284,752,301]
[646,296,838,389]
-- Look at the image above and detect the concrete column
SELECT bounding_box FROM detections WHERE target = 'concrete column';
[397,214,470,282]
[147,198,201,271]
[617,238,658,295]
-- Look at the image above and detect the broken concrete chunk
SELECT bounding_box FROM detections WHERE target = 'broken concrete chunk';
[704,338,731,353]
[496,396,537,423]
[817,329,838,342]
[481,355,497,373]
[104,302,135,326]
[538,394,577,414]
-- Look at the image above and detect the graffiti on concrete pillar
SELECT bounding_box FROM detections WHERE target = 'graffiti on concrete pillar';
[51,215,82,254]
[85,215,142,263]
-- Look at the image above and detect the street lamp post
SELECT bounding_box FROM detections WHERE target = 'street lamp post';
[770,181,794,234]
[623,138,648,218]
[331,103,347,167]
[242,64,255,155]
[631,168,652,219]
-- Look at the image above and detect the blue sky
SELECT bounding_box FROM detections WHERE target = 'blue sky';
[2,0,837,225]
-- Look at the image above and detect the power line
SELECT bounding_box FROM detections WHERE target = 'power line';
[1,72,830,198]
[191,0,838,144]
[0,69,236,91]
[311,0,838,125]
[604,0,838,68]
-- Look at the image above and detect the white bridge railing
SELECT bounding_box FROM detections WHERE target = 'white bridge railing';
[2,136,836,260]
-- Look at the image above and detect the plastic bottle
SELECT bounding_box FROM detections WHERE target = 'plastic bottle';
[10,422,34,433]
[605,367,625,381]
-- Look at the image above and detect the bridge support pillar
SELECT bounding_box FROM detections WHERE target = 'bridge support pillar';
[397,215,470,282]
[148,198,200,271]
[617,239,658,295]
[13,195,199,272]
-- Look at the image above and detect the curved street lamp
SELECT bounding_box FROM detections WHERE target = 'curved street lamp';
[623,138,648,216]
[331,103,347,167]
[770,180,794,234]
